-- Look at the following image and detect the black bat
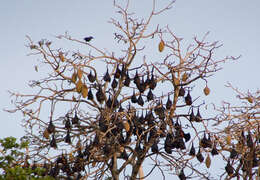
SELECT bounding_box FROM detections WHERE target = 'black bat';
[84,36,94,42]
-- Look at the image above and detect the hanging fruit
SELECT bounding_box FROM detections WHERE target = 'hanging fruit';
[166,94,172,110]
[225,161,234,176]
[124,71,131,86]
[96,86,105,104]
[72,112,79,124]
[195,108,202,122]
[50,134,57,149]
[158,39,165,52]
[112,78,118,89]
[230,148,238,159]
[81,84,88,98]
[106,95,112,108]
[179,86,185,97]
[65,116,71,129]
[151,142,159,153]
[185,91,192,105]
[211,144,219,156]
[149,73,157,90]
[147,89,154,101]
[134,70,140,86]
[205,154,211,168]
[87,71,96,83]
[103,68,111,82]
[246,131,253,148]
[87,88,94,100]
[114,64,121,79]
[189,108,195,122]
[47,120,55,134]
[196,149,204,163]
[137,94,144,106]
[184,133,191,142]
[123,121,130,132]
[58,52,65,62]
[64,130,71,144]
[203,85,210,96]
[131,90,137,103]
[137,76,145,93]
[178,169,186,180]
[189,143,196,156]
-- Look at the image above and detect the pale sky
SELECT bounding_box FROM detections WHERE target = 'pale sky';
[0,0,259,179]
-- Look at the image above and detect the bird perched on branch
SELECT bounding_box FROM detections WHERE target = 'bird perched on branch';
[84,36,94,42]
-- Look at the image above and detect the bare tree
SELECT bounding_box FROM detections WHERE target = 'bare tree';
[7,0,245,179]
[215,84,260,180]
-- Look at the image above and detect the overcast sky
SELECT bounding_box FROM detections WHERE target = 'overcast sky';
[0,0,259,179]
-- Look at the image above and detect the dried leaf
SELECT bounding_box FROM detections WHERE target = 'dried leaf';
[204,85,210,96]
[43,129,49,139]
[158,40,165,52]
[123,121,130,132]
[226,135,232,146]
[76,79,83,93]
[71,72,77,83]
[59,52,65,62]
[81,84,88,98]
[205,154,211,168]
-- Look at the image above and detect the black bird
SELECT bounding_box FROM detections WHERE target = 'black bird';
[84,36,94,42]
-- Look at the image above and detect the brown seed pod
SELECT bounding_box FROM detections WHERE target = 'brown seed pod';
[72,112,79,124]
[158,40,165,52]
[137,94,144,106]
[203,85,210,96]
